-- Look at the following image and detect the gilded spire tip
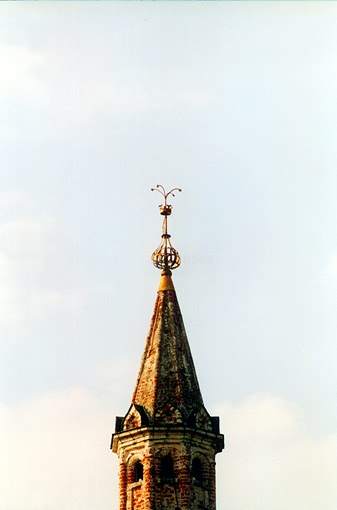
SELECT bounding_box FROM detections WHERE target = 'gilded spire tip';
[151,185,182,272]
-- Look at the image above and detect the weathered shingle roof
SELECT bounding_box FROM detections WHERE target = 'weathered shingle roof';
[131,273,204,426]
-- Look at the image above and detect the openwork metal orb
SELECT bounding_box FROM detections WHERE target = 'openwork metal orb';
[151,236,181,271]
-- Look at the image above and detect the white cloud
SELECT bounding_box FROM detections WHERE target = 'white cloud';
[0,213,88,323]
[0,387,118,510]
[0,216,49,321]
[0,44,48,102]
[0,390,335,510]
[62,75,208,115]
[215,395,337,510]
[0,41,207,124]
[0,44,49,141]
[0,192,31,211]
[0,251,87,322]
[34,68,208,121]
[0,218,49,258]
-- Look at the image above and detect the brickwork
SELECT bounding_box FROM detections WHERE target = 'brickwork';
[111,276,224,510]
[118,460,127,510]
[132,288,203,425]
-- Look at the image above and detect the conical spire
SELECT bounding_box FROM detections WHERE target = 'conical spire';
[131,186,204,426]
[132,281,204,425]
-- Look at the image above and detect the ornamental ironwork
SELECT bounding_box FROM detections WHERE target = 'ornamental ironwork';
[151,185,182,273]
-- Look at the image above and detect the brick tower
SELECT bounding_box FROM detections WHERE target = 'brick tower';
[111,186,224,510]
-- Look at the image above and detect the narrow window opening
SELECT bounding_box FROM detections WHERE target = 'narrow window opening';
[134,461,143,482]
[191,458,203,482]
[161,455,174,479]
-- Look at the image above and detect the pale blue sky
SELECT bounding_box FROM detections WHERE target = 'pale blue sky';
[1,3,336,510]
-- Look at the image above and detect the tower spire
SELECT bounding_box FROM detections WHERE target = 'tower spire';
[111,186,224,510]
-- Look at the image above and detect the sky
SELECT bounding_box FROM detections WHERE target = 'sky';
[0,2,336,510]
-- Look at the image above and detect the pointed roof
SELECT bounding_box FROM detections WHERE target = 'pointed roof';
[113,185,223,450]
[131,272,204,425]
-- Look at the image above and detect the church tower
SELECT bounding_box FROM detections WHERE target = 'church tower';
[111,185,224,510]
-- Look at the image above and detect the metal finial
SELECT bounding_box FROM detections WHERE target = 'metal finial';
[151,185,182,273]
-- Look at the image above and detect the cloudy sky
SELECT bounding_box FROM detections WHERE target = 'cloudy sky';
[1,2,336,510]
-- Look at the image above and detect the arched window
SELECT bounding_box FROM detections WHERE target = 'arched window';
[161,455,174,479]
[134,461,143,482]
[191,457,203,483]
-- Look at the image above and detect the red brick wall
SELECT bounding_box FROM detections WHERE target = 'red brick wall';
[116,438,218,510]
